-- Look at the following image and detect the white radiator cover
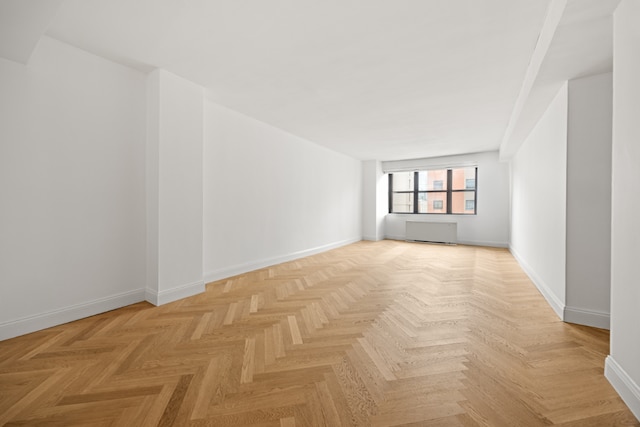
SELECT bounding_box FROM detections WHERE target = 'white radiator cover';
[406,221,457,244]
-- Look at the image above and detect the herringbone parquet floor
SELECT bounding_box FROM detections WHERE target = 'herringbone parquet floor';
[1,241,638,426]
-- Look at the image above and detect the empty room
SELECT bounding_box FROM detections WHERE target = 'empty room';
[1,0,639,425]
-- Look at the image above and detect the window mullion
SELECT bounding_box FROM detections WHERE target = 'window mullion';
[413,171,419,213]
[446,169,452,214]
[474,167,478,214]
[388,174,393,213]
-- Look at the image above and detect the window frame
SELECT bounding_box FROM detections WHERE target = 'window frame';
[388,167,477,215]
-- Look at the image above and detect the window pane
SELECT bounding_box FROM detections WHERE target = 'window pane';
[451,191,476,214]
[451,167,476,190]
[417,192,447,213]
[392,193,414,213]
[417,192,426,213]
[418,170,448,191]
[392,172,414,191]
[418,172,426,190]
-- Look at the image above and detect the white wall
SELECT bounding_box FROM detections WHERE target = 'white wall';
[510,83,568,318]
[565,72,612,328]
[0,37,147,339]
[362,160,387,241]
[606,0,640,419]
[203,100,362,282]
[384,151,510,247]
[146,69,204,305]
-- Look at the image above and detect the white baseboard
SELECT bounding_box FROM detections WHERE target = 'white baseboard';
[509,247,611,330]
[145,280,205,306]
[605,355,640,421]
[509,246,565,320]
[564,306,610,329]
[204,237,361,284]
[362,235,383,241]
[0,289,145,341]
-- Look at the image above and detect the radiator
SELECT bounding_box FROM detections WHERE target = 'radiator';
[406,221,457,244]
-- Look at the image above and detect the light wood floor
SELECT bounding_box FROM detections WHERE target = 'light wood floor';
[1,241,638,426]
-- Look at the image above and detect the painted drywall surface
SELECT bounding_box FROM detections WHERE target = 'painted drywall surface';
[510,83,568,317]
[608,0,640,418]
[146,70,204,302]
[146,70,160,300]
[376,161,389,240]
[362,160,387,241]
[362,160,377,240]
[0,37,146,330]
[157,69,204,296]
[384,151,510,247]
[565,72,612,327]
[203,101,362,281]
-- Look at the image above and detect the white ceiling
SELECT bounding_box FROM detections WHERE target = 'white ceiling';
[500,0,620,158]
[1,0,620,161]
[0,0,63,63]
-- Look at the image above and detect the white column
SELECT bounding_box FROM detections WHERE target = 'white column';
[606,0,640,420]
[564,72,612,329]
[362,160,387,241]
[146,69,204,305]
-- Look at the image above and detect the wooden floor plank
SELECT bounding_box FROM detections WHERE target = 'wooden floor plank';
[0,241,637,426]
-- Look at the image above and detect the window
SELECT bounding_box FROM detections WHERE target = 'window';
[389,167,477,214]
[465,178,475,189]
